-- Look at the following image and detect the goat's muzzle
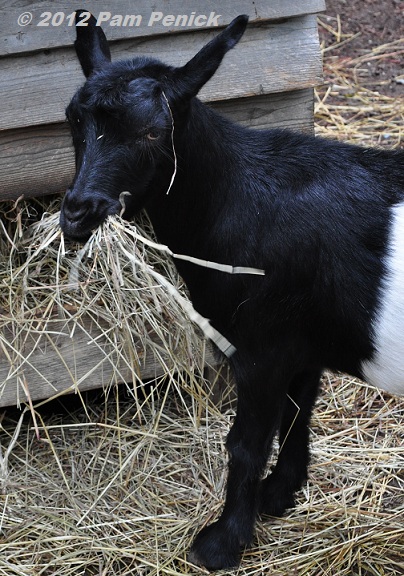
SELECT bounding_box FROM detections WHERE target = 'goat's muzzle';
[60,189,112,241]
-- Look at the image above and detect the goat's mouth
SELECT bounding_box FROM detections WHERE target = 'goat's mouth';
[59,217,96,242]
[59,201,121,242]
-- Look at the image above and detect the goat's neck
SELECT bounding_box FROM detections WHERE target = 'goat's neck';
[146,99,239,255]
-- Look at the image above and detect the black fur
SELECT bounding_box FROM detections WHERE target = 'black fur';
[60,13,404,570]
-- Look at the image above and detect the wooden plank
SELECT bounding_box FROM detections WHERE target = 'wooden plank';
[0,15,323,132]
[0,315,214,408]
[210,89,314,132]
[0,123,74,200]
[0,0,326,56]
[0,89,314,202]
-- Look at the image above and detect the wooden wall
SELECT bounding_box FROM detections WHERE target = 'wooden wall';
[0,0,325,202]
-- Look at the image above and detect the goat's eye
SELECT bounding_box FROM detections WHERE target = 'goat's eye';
[145,130,160,141]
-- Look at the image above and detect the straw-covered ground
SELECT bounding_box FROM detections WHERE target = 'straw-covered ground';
[1,15,403,576]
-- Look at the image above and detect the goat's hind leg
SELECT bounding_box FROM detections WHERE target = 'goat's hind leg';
[189,355,291,570]
[259,369,322,518]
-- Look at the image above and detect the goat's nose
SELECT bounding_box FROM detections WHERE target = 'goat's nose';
[62,191,90,223]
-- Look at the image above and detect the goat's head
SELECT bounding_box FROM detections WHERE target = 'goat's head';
[60,11,248,240]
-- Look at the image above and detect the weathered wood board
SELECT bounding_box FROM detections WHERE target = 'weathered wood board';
[0,0,326,55]
[0,123,74,200]
[0,315,213,408]
[1,16,322,131]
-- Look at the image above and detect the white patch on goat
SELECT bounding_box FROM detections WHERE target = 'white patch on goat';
[361,203,404,395]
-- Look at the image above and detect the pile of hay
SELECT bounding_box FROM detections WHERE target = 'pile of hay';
[1,23,403,576]
[0,197,222,414]
[0,198,229,573]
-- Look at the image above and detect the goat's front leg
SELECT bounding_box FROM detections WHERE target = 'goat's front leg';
[189,357,290,570]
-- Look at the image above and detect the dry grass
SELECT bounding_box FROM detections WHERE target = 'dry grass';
[0,199,219,412]
[1,21,404,576]
[1,371,402,575]
[316,17,404,146]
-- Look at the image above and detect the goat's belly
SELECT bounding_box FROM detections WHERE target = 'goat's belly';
[361,203,404,396]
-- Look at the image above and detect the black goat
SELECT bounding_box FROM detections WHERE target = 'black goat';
[60,12,404,570]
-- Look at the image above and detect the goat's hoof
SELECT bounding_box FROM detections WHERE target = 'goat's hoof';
[258,474,297,518]
[259,493,295,518]
[188,521,241,571]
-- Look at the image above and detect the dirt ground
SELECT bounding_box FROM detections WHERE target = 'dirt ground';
[318,0,404,96]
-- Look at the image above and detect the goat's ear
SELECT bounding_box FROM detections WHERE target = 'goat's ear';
[173,15,248,100]
[74,10,111,77]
